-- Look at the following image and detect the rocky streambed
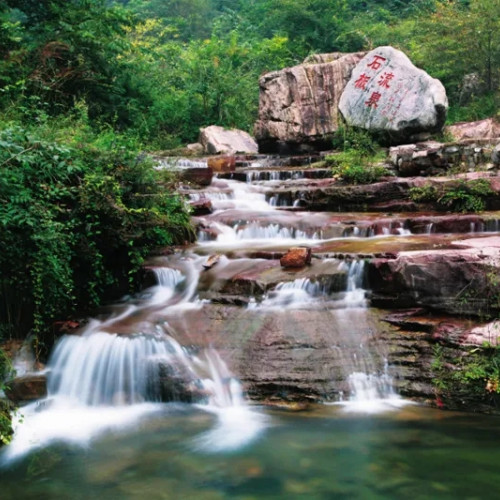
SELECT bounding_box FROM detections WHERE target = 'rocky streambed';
[165,152,500,412]
[7,150,500,414]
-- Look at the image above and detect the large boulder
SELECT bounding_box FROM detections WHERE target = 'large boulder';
[339,47,448,143]
[199,126,258,155]
[446,118,500,141]
[254,52,366,153]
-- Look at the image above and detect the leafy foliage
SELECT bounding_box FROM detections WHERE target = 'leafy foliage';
[326,127,388,184]
[0,123,193,353]
[409,179,494,212]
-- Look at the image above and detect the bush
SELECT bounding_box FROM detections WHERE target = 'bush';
[0,124,194,355]
[409,179,493,212]
[332,126,378,156]
[326,149,390,184]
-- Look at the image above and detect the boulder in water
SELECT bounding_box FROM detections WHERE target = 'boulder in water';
[339,46,448,143]
[5,374,47,404]
[254,52,366,153]
[190,197,213,216]
[181,166,213,186]
[207,155,236,173]
[280,247,312,268]
[200,126,258,155]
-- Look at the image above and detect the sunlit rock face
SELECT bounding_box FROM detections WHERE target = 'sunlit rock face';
[446,118,500,142]
[339,46,448,143]
[199,126,258,155]
[254,52,366,153]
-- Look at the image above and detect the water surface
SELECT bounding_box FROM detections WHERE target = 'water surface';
[1,404,499,499]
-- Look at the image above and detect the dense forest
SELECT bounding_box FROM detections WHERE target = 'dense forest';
[0,0,499,354]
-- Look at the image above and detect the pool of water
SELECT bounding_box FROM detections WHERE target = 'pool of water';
[1,403,499,499]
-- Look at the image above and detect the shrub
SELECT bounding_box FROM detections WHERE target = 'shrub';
[326,149,390,184]
[0,125,194,355]
[409,179,493,212]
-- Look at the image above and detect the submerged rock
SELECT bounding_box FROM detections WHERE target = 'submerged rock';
[254,52,366,153]
[339,46,448,143]
[200,126,258,155]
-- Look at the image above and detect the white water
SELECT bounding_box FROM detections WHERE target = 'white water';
[249,277,329,310]
[335,261,403,412]
[1,263,267,464]
[203,221,323,243]
[155,158,209,170]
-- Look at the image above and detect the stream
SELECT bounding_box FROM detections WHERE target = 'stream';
[2,157,500,498]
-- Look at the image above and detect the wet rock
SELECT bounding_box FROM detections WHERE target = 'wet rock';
[190,197,213,216]
[254,52,366,152]
[200,126,258,155]
[180,167,213,187]
[280,247,312,268]
[203,254,221,270]
[446,118,500,141]
[339,46,448,143]
[368,240,500,316]
[156,362,206,403]
[5,374,47,404]
[266,173,500,212]
[207,155,236,173]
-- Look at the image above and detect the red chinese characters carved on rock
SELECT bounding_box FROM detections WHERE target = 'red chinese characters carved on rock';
[378,72,394,89]
[365,91,382,108]
[354,73,370,90]
[367,55,387,71]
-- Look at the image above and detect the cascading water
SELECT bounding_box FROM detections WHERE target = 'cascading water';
[334,261,403,412]
[1,262,267,464]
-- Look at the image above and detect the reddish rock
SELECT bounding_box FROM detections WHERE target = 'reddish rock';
[368,239,500,316]
[280,247,312,268]
[446,118,500,141]
[207,155,236,173]
[5,374,47,404]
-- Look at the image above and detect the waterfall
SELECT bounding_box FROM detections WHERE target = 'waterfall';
[47,332,197,406]
[250,277,330,309]
[2,262,265,463]
[335,261,403,412]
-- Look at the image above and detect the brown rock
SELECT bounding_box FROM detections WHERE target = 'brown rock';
[280,247,312,268]
[190,198,213,216]
[5,374,47,404]
[254,52,366,152]
[368,239,500,316]
[446,118,500,141]
[181,167,213,186]
[207,155,236,173]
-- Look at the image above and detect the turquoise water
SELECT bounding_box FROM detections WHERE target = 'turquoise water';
[1,403,499,499]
